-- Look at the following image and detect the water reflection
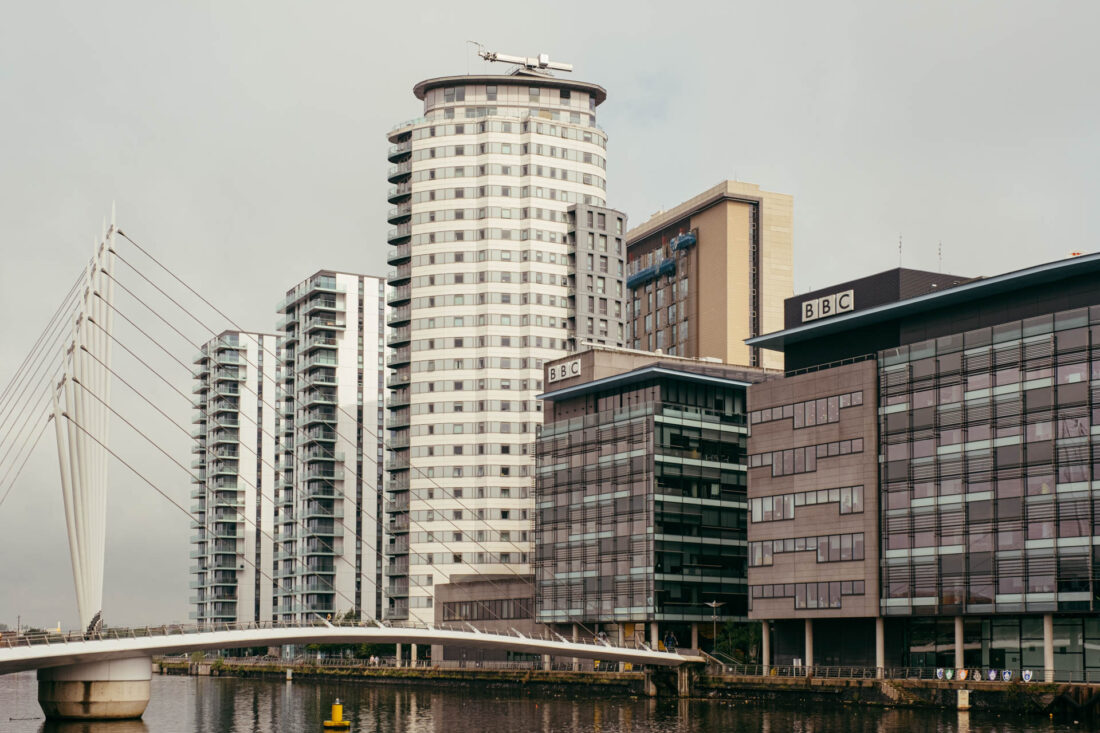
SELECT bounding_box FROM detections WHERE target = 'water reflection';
[39,721,148,733]
[0,672,1085,732]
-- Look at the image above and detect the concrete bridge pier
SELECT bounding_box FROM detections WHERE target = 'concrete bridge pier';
[38,656,152,720]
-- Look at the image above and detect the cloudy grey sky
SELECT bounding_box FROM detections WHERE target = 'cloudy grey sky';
[1,1,1097,628]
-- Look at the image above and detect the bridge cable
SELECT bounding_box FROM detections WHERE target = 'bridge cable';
[81,311,522,631]
[104,255,553,634]
[57,384,365,618]
[112,231,598,636]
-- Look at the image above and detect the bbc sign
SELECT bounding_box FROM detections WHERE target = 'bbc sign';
[547,358,581,384]
[801,289,855,322]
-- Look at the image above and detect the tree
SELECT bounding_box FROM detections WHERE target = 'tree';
[715,621,760,662]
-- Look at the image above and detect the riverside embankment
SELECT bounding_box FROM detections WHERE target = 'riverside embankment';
[155,657,1100,720]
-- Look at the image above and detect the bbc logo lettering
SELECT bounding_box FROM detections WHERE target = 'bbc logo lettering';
[547,358,581,384]
[801,289,855,323]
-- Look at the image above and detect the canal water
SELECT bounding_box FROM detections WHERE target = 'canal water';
[0,671,1084,732]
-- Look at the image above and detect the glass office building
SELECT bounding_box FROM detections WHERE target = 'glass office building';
[536,347,769,649]
[748,253,1100,680]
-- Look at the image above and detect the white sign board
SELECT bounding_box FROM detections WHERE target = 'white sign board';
[547,358,581,384]
[801,289,855,322]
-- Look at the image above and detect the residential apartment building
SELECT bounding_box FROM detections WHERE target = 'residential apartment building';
[275,272,386,624]
[384,68,620,623]
[626,181,792,369]
[747,254,1100,681]
[190,331,277,625]
[535,346,770,649]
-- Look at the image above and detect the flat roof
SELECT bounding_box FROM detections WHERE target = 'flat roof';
[625,180,789,245]
[413,74,607,106]
[747,251,1100,351]
[538,363,756,402]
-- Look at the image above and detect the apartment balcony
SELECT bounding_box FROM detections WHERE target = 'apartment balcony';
[192,381,210,395]
[387,223,411,244]
[387,454,410,470]
[209,399,238,414]
[214,368,244,381]
[388,262,411,284]
[385,477,409,493]
[387,327,411,348]
[301,408,338,427]
[388,305,410,326]
[276,277,345,312]
[301,389,337,407]
[387,140,411,162]
[304,315,346,332]
[385,497,409,513]
[212,383,240,399]
[276,311,299,331]
[302,371,337,388]
[302,427,337,444]
[301,352,338,369]
[387,391,410,410]
[214,351,242,366]
[386,284,411,306]
[386,202,411,224]
[303,503,343,520]
[302,465,344,481]
[387,514,409,533]
[387,558,409,576]
[302,447,343,462]
[192,362,211,379]
[302,334,338,351]
[303,296,338,315]
[386,161,411,183]
[209,428,239,445]
[388,347,411,367]
[390,537,409,553]
[386,242,411,265]
[385,583,409,598]
[386,182,412,204]
[386,370,410,389]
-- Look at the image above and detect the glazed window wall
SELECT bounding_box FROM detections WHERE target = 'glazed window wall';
[749,532,865,567]
[879,305,1100,617]
[750,580,865,609]
[750,485,864,523]
[750,390,863,428]
[899,615,1100,681]
[535,379,751,623]
[748,438,865,477]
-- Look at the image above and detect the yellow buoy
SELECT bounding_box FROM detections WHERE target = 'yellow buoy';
[323,698,351,729]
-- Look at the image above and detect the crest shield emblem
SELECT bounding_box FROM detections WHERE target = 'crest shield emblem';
[1022,669,1033,682]
[946,668,955,680]
[988,669,997,681]
[1002,670,1013,682]
[958,669,968,680]
[936,668,944,680]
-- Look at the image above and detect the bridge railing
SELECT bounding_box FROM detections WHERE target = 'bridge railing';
[0,619,677,659]
[701,662,1100,684]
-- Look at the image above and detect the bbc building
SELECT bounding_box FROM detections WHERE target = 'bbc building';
[746,253,1100,681]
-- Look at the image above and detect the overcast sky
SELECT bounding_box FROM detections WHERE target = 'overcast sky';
[1,1,1097,629]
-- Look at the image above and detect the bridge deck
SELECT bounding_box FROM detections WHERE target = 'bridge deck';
[0,624,685,675]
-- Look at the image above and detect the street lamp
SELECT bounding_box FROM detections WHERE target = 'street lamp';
[705,601,724,653]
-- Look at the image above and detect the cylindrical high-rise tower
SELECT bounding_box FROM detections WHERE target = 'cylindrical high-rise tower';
[385,68,612,623]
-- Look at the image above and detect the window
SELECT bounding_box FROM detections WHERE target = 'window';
[486,85,497,101]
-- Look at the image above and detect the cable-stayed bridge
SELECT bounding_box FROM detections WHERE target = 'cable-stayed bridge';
[0,217,689,720]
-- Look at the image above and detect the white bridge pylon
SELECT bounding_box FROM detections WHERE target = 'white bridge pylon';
[51,215,116,636]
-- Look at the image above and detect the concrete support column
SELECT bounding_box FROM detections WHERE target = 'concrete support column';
[572,623,579,672]
[431,644,442,666]
[691,623,699,652]
[761,621,770,674]
[542,654,551,671]
[804,619,814,668]
[954,616,964,670]
[650,622,659,649]
[410,644,418,667]
[1043,613,1055,682]
[395,643,402,668]
[38,657,152,720]
[875,617,885,678]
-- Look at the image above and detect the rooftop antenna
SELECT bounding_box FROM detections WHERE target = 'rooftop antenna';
[465,40,483,75]
[476,46,574,74]
[938,240,942,273]
[898,234,903,267]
